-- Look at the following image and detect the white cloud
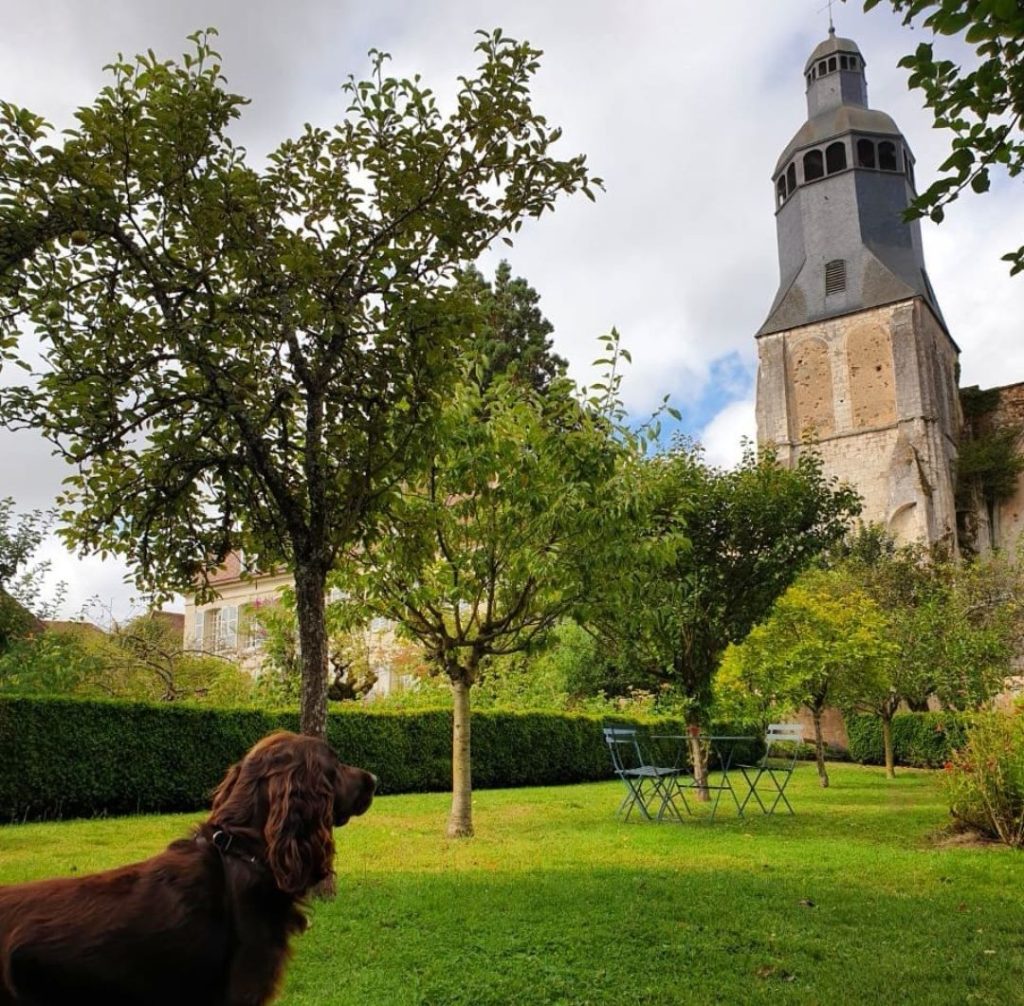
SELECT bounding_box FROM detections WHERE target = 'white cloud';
[32,538,139,623]
[699,399,757,470]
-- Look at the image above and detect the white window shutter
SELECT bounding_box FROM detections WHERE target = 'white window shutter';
[220,606,238,650]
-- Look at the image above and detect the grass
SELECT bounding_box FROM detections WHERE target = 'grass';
[1,763,1023,1005]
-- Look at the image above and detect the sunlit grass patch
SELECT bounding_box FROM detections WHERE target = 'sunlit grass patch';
[2,763,1022,1004]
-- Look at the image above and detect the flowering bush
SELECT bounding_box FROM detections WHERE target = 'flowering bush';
[945,711,1024,848]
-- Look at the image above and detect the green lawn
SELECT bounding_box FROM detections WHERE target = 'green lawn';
[1,764,1022,1005]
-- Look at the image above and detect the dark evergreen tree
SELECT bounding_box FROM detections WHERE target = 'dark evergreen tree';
[457,261,567,394]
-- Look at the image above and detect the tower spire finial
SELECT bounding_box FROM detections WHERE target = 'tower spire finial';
[818,0,842,34]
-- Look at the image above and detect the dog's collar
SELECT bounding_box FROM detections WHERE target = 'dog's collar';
[200,827,260,866]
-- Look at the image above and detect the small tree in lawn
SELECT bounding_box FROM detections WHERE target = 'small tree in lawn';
[723,567,894,787]
[838,526,1021,716]
[0,29,599,738]
[335,366,624,837]
[925,549,1024,710]
[588,443,861,795]
[832,528,934,775]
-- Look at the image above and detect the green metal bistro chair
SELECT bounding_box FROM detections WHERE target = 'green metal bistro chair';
[602,726,690,822]
[737,722,804,815]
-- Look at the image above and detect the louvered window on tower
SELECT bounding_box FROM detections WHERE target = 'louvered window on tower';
[825,259,847,296]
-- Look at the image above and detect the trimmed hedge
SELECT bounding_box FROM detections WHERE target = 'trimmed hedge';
[0,698,286,821]
[0,696,762,822]
[846,712,972,769]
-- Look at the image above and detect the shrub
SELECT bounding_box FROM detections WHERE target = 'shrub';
[0,696,283,821]
[0,696,765,822]
[846,712,971,768]
[944,712,1024,847]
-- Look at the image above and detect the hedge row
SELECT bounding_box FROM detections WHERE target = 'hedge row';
[0,696,761,822]
[846,712,972,768]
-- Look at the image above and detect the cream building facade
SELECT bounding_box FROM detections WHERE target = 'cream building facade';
[182,553,418,699]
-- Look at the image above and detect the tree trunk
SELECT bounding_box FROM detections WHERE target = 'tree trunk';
[811,705,829,788]
[881,715,896,779]
[447,675,474,838]
[685,708,709,802]
[294,561,329,739]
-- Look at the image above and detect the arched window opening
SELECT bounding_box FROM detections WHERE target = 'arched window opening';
[786,162,797,193]
[804,149,824,182]
[828,56,837,72]
[857,138,876,168]
[878,141,898,171]
[777,176,787,206]
[825,259,847,296]
[905,150,915,187]
[826,141,847,174]
[818,59,828,76]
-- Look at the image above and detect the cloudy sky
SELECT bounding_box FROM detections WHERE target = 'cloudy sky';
[2,0,1022,619]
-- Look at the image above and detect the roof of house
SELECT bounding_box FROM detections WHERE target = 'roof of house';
[150,610,185,633]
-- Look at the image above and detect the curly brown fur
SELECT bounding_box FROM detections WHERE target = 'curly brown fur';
[0,732,375,1006]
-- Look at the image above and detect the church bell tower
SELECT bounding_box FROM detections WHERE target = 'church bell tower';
[755,30,961,544]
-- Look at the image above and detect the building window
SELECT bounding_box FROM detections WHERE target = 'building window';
[857,138,876,168]
[904,149,915,187]
[826,141,847,174]
[777,176,787,206]
[825,259,847,296]
[242,603,267,651]
[199,605,238,654]
[217,606,238,652]
[786,162,797,194]
[192,610,205,650]
[878,141,898,171]
[804,149,824,181]
[828,56,837,72]
[818,59,828,76]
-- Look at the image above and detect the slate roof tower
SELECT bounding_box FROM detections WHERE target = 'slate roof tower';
[755,30,961,545]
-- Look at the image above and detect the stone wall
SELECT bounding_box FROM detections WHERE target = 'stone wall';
[793,706,850,752]
[756,296,960,545]
[961,381,1024,553]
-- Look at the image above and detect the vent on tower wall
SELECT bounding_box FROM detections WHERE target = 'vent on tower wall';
[825,259,847,296]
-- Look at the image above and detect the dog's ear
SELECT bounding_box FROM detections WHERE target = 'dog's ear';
[210,761,243,816]
[263,747,335,895]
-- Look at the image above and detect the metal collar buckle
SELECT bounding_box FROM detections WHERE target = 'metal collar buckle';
[211,829,233,853]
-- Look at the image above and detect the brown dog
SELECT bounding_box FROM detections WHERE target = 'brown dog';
[0,731,376,1006]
